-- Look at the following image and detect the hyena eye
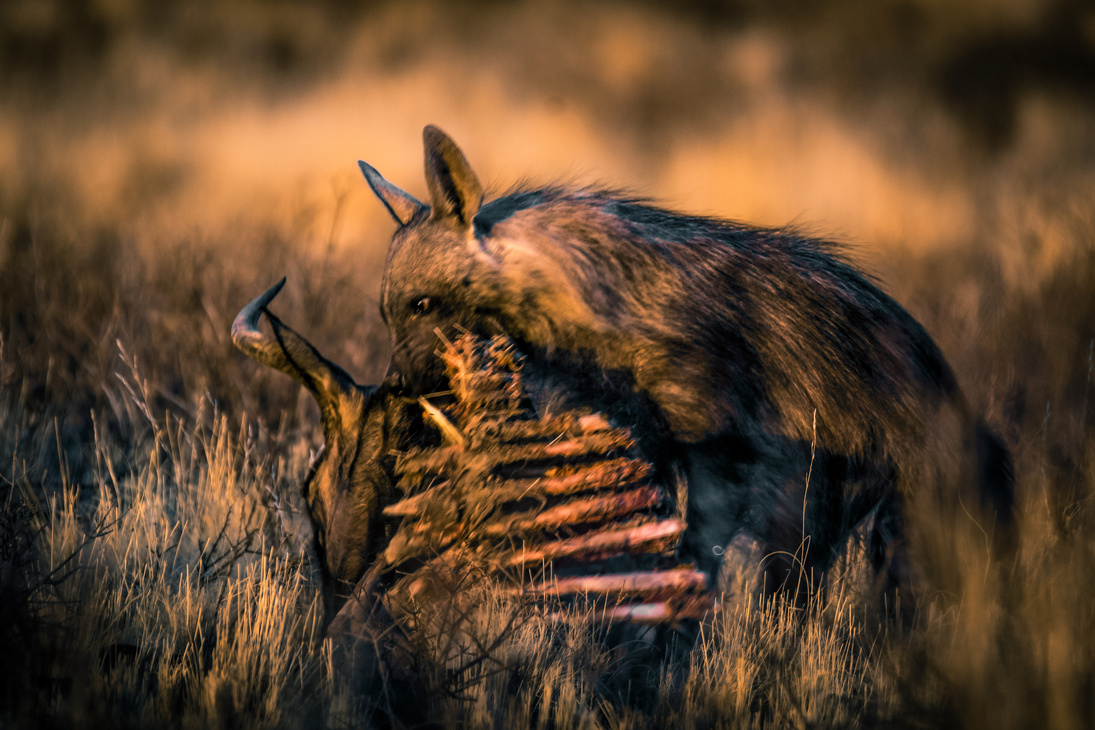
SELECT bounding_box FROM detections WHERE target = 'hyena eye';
[411,296,433,316]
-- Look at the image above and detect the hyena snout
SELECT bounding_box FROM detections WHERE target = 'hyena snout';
[389,340,448,397]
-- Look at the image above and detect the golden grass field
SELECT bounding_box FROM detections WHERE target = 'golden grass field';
[1,1,1093,727]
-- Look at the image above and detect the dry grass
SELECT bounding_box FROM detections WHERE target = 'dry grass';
[2,1,1094,727]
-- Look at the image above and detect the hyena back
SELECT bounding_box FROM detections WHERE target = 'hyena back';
[361,127,1014,595]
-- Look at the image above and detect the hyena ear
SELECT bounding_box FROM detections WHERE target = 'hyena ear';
[423,125,483,228]
[358,161,426,227]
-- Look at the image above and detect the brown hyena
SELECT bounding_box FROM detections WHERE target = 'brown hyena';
[359,126,1014,598]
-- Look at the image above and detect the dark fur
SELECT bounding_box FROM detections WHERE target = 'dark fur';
[233,282,428,622]
[361,127,1014,595]
[295,375,423,619]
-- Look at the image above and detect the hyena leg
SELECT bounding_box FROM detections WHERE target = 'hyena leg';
[676,433,807,582]
[677,439,756,582]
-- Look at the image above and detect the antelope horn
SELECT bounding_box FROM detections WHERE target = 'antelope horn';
[232,278,362,419]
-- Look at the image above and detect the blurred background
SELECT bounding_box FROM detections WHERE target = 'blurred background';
[2,5,1095,725]
[1,0,1094,472]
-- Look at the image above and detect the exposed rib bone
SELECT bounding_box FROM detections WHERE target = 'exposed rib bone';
[502,518,686,568]
[600,595,716,624]
[469,413,617,443]
[480,485,662,537]
[523,568,708,599]
[396,431,636,477]
[492,459,652,498]
[382,480,453,518]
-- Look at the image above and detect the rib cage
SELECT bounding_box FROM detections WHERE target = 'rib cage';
[380,333,714,624]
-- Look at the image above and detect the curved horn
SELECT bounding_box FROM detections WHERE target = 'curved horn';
[232,278,360,417]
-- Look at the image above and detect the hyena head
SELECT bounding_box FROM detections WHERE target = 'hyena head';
[360,127,510,395]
